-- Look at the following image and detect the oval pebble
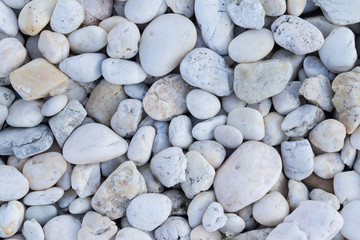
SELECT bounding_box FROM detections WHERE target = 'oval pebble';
[169,115,193,149]
[0,1,18,36]
[192,115,227,141]
[0,165,29,201]
[50,0,85,34]
[23,187,64,206]
[0,38,27,78]
[186,89,221,120]
[314,153,345,179]
[189,140,226,169]
[6,99,43,128]
[214,125,243,149]
[124,0,163,24]
[41,94,68,117]
[0,201,25,238]
[38,30,69,64]
[43,215,81,240]
[68,26,107,53]
[127,126,156,166]
[25,205,58,226]
[341,200,360,239]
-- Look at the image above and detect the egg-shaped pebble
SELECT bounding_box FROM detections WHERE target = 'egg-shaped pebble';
[50,0,84,34]
[0,1,18,37]
[263,112,289,146]
[202,202,227,232]
[25,205,58,226]
[314,153,345,179]
[68,26,107,53]
[333,171,360,205]
[0,201,25,238]
[124,0,163,24]
[0,165,29,201]
[169,115,193,149]
[6,99,44,128]
[227,0,265,29]
[287,0,306,16]
[186,89,221,119]
[0,38,27,78]
[192,115,227,141]
[22,218,44,240]
[41,94,68,117]
[310,188,340,210]
[23,187,64,206]
[127,126,156,166]
[214,125,243,149]
[287,179,309,210]
[43,215,81,240]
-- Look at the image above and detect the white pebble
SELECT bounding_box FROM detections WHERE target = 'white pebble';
[186,89,221,119]
[334,171,360,205]
[314,153,345,179]
[22,219,44,240]
[68,197,92,214]
[38,30,69,64]
[0,201,24,238]
[0,1,18,36]
[341,200,360,240]
[71,163,100,198]
[127,126,156,166]
[263,112,289,146]
[189,140,226,169]
[68,26,107,53]
[310,188,340,210]
[23,187,64,206]
[6,99,43,128]
[0,38,26,78]
[124,0,163,24]
[41,95,68,117]
[214,125,243,149]
[272,81,301,115]
[43,215,81,240]
[219,213,245,238]
[50,0,85,34]
[227,0,265,29]
[287,179,309,210]
[202,202,227,232]
[192,115,227,141]
[169,115,193,149]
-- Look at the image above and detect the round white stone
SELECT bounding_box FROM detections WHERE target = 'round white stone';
[127,126,156,166]
[68,26,107,53]
[186,89,221,119]
[0,1,18,36]
[155,216,191,240]
[43,215,81,240]
[124,0,163,24]
[214,125,243,149]
[314,153,345,179]
[189,140,226,169]
[287,179,309,211]
[6,99,43,128]
[192,115,227,141]
[0,165,29,201]
[303,56,335,80]
[23,187,64,206]
[221,93,246,113]
[22,218,44,240]
[50,0,85,34]
[41,94,68,117]
[334,171,360,205]
[169,115,193,149]
[287,0,306,16]
[219,213,245,238]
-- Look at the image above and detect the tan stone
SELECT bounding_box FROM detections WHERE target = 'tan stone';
[10,58,69,100]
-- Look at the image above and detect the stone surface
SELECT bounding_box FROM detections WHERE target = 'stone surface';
[263,112,289,146]
[43,215,81,240]
[127,126,155,166]
[50,0,84,34]
[166,0,194,18]
[0,1,18,36]
[187,191,216,228]
[287,179,309,211]
[233,228,273,240]
[214,141,282,212]
[234,59,293,104]
[6,99,44,128]
[169,115,193,149]
[188,140,226,169]
[287,0,306,16]
[10,58,69,100]
[303,56,335,80]
[138,163,164,193]
[310,188,340,210]
[38,30,69,64]
[214,125,243,149]
[227,0,265,29]
[115,227,152,240]
[68,26,107,54]
[0,201,25,238]
[123,83,148,100]
[260,0,286,16]
[23,187,64,206]
[163,189,190,216]
[314,153,344,179]
[155,216,191,240]
[0,38,26,78]
[272,81,302,115]
[341,200,360,240]
[41,95,68,117]
[63,123,128,165]
[186,89,221,119]
[22,219,44,240]
[333,171,360,205]
[0,165,29,201]
[219,213,245,238]
[25,205,57,226]
[202,202,227,232]
[190,225,222,240]
[192,115,227,141]
[71,163,100,198]
[124,0,163,24]
[0,87,15,108]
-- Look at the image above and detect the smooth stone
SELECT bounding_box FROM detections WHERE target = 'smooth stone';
[169,115,193,149]
[341,200,360,239]
[219,213,245,238]
[186,89,221,119]
[181,151,215,199]
[6,99,43,128]
[253,191,289,227]
[227,108,265,141]
[267,201,343,240]
[150,147,187,188]
[281,104,325,137]
[126,193,172,231]
[272,48,305,81]
[270,171,289,198]
[22,219,44,240]
[228,29,274,63]
[214,141,282,212]
[49,100,87,147]
[214,125,243,149]
[310,188,340,210]
[68,197,92,214]
[138,163,164,193]
[323,28,357,74]
[287,179,309,211]
[155,216,191,240]
[0,87,15,107]
[0,1,18,36]
[152,121,171,154]
[63,123,128,165]
[300,75,334,112]
[263,112,289,146]
[10,58,69,100]
[57,189,77,209]
[233,228,273,240]
[76,0,112,21]
[190,225,222,240]
[166,0,194,18]
[247,98,272,117]
[0,38,26,78]
[312,0,360,25]
[127,126,155,166]
[43,215,81,240]
[163,189,190,216]
[260,0,286,16]
[314,153,344,179]
[143,74,191,121]
[25,205,57,226]
[0,201,24,238]
[188,140,226,169]
[59,53,106,83]
[85,80,127,125]
[18,0,57,36]
[349,125,360,150]
[287,0,306,16]
[221,93,246,113]
[68,26,107,53]
[41,95,67,117]
[111,99,143,137]
[233,59,293,104]
[62,80,87,103]
[334,171,360,205]
[139,14,196,76]
[341,136,357,168]
[123,83,148,100]
[124,0,162,24]
[91,161,147,220]
[38,30,69,64]
[71,163,100,198]
[195,0,234,55]
[303,56,335,80]
[180,47,233,97]
[227,0,265,29]
[271,15,324,55]
[0,166,29,201]
[115,227,152,240]
[56,162,72,191]
[50,0,84,34]
[23,187,64,206]
[22,152,67,191]
[202,202,227,232]
[0,125,54,158]
[98,16,128,32]
[281,139,314,180]
[309,119,346,153]
[272,81,302,115]
[187,191,216,228]
[78,211,117,240]
[2,0,30,9]
[192,115,227,141]
[107,21,140,59]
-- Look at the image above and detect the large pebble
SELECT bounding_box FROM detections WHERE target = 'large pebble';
[139,14,196,76]
[341,200,360,239]
[0,1,18,36]
[78,211,117,240]
[271,15,324,55]
[0,38,26,78]
[169,115,193,149]
[227,108,265,141]
[68,26,107,53]
[10,58,69,100]
[23,187,64,206]
[192,115,227,141]
[180,47,233,97]
[214,141,282,212]
[263,112,289,146]
[6,99,43,128]
[214,125,243,149]
[0,165,29,201]
[233,59,293,104]
[272,81,301,115]
[91,161,147,220]
[333,171,360,205]
[43,215,81,240]
[124,0,163,24]
[41,95,67,117]
[25,205,57,226]
[155,216,191,240]
[189,140,226,169]
[127,126,155,166]
[71,163,100,198]
[63,123,128,164]
[59,53,106,83]
[126,193,172,231]
[22,152,67,191]
[314,153,344,179]
[267,201,343,240]
[50,0,85,34]
[0,125,54,158]
[18,0,57,36]
[22,219,44,240]
[0,201,24,238]
[150,147,187,188]
[38,30,69,64]
[186,89,221,119]
[143,74,190,121]
[195,0,233,55]
[115,227,152,240]
[227,0,265,29]
[228,29,274,63]
[281,139,314,180]
[319,27,357,73]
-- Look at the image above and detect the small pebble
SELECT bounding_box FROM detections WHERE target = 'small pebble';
[127,126,156,166]
[219,213,245,238]
[192,115,227,141]
[186,89,221,120]
[272,81,302,115]
[68,197,92,214]
[68,26,107,54]
[310,188,340,210]
[263,112,289,146]
[340,200,360,240]
[38,30,69,64]
[0,166,29,202]
[25,205,57,226]
[227,0,265,29]
[0,38,26,78]
[169,115,193,149]
[0,201,25,238]
[202,202,227,232]
[115,227,152,240]
[71,163,100,198]
[43,215,81,240]
[0,1,18,37]
[188,140,226,169]
[23,187,64,206]
[41,94,68,117]
[214,125,243,149]
[314,153,345,179]
[190,225,222,240]
[303,56,335,80]
[287,179,309,211]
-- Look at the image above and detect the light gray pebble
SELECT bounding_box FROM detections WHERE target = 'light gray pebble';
[138,163,164,193]
[192,115,227,141]
[68,26,107,54]
[227,0,265,29]
[57,189,77,209]
[169,115,193,149]
[43,215,81,240]
[298,68,308,82]
[68,197,92,214]
[0,165,29,201]
[71,163,100,198]
[221,93,246,113]
[287,179,309,211]
[263,112,289,146]
[56,162,72,191]
[186,89,221,119]
[305,15,340,38]
[0,105,8,128]
[22,218,44,240]
[124,83,148,100]
[303,56,335,81]
[334,171,360,205]
[314,153,345,179]
[0,1,18,37]
[214,125,243,149]
[127,126,155,166]
[273,80,301,116]
[25,205,58,226]
[155,216,191,240]
[0,87,15,107]
[341,137,357,168]
[41,95,68,117]
[6,99,44,128]
[202,202,227,232]
[23,187,64,206]
[187,190,216,228]
[26,36,43,59]
[310,188,340,210]
[100,155,128,178]
[189,140,226,169]
[50,0,85,34]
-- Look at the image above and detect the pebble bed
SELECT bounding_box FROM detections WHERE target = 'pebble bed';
[0,0,360,239]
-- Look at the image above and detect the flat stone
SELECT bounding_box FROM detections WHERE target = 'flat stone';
[56,162,72,191]
[314,153,344,179]
[234,59,293,104]
[98,16,128,32]
[180,47,233,97]
[10,58,69,100]
[0,165,29,201]
[23,187,64,206]
[25,205,57,226]
[43,215,81,240]
[78,211,117,240]
[38,30,69,64]
[50,0,84,34]
[68,197,92,214]
[0,38,26,78]
[247,98,272,117]
[71,163,100,198]
[187,191,216,228]
[214,141,282,212]
[227,0,265,29]
[91,161,147,220]
[6,99,43,128]
[63,123,128,164]
[0,201,24,238]
[305,15,340,38]
[123,83,148,100]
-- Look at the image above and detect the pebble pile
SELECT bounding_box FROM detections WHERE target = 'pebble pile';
[0,0,360,239]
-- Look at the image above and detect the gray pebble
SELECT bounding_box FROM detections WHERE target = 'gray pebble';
[169,115,193,149]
